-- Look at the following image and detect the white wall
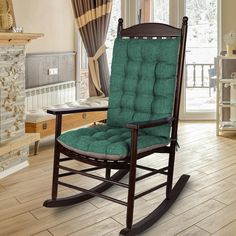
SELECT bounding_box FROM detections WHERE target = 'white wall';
[222,0,236,50]
[12,0,236,53]
[13,0,75,53]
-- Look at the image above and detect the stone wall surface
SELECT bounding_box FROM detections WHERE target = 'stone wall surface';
[0,45,29,174]
[0,45,26,144]
[0,146,29,172]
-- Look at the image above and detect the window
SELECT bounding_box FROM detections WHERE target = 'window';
[106,1,121,70]
[78,40,89,99]
[137,0,169,23]
[152,0,169,23]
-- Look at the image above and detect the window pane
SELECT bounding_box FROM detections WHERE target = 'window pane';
[185,0,218,112]
[80,42,88,70]
[153,0,169,24]
[79,40,89,99]
[106,1,121,70]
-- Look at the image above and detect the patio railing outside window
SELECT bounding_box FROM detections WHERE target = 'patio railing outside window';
[186,63,214,88]
[185,63,216,112]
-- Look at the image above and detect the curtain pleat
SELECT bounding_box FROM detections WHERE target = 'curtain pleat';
[71,0,112,96]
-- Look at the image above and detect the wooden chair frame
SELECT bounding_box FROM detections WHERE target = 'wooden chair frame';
[44,17,189,235]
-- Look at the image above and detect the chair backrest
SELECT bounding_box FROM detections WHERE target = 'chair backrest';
[107,18,188,140]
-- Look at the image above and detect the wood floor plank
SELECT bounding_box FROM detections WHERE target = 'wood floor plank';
[144,200,225,236]
[16,184,75,204]
[0,168,46,187]
[0,174,53,199]
[69,218,122,236]
[0,197,20,211]
[212,220,236,236]
[225,174,236,185]
[169,180,232,215]
[176,225,210,236]
[0,213,38,236]
[187,164,236,191]
[48,203,126,236]
[3,201,97,236]
[196,201,236,234]
[0,189,74,222]
[200,155,236,175]
[32,231,53,236]
[0,197,44,222]
[214,187,236,205]
[103,230,123,236]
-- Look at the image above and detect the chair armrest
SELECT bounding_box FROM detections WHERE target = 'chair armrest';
[126,117,174,130]
[47,106,108,115]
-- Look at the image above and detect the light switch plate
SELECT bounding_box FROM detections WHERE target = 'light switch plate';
[48,68,58,75]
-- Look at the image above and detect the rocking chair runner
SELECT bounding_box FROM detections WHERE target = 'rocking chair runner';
[44,17,189,235]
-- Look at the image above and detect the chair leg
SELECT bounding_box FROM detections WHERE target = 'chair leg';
[120,141,189,235]
[120,158,137,235]
[51,114,62,200]
[127,160,137,227]
[166,145,176,199]
[120,129,138,235]
[119,175,190,235]
[51,143,60,200]
[105,168,111,179]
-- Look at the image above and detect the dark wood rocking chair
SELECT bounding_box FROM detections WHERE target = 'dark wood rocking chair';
[44,17,189,235]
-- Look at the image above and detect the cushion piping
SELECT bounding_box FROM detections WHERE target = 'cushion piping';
[58,139,169,161]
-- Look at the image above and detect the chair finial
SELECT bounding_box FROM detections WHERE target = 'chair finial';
[183,16,188,25]
[117,18,124,37]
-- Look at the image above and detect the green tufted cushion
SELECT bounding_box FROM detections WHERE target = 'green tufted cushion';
[58,37,180,160]
[58,125,169,160]
[107,37,180,138]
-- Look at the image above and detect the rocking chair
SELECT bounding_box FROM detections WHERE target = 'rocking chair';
[44,17,189,235]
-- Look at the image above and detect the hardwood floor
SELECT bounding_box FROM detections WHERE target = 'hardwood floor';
[1,121,236,236]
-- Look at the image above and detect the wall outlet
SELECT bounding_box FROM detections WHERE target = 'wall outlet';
[48,68,58,75]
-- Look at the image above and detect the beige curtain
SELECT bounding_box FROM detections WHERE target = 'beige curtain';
[71,0,112,97]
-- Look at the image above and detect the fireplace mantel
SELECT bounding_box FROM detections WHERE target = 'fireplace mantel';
[0,32,43,45]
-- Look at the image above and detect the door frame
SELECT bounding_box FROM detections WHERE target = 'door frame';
[178,0,222,120]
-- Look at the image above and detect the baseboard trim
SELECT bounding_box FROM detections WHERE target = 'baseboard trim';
[0,161,29,179]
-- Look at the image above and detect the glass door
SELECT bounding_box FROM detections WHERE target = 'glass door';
[151,0,219,120]
[182,0,218,120]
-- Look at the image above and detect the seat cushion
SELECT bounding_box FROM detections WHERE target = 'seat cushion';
[58,38,180,161]
[107,37,180,139]
[58,125,169,160]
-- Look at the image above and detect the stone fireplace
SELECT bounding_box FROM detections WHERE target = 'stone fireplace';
[0,32,43,178]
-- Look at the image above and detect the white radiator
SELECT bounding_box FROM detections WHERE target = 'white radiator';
[25,81,76,111]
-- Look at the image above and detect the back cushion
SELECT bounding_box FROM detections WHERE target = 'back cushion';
[107,37,180,138]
